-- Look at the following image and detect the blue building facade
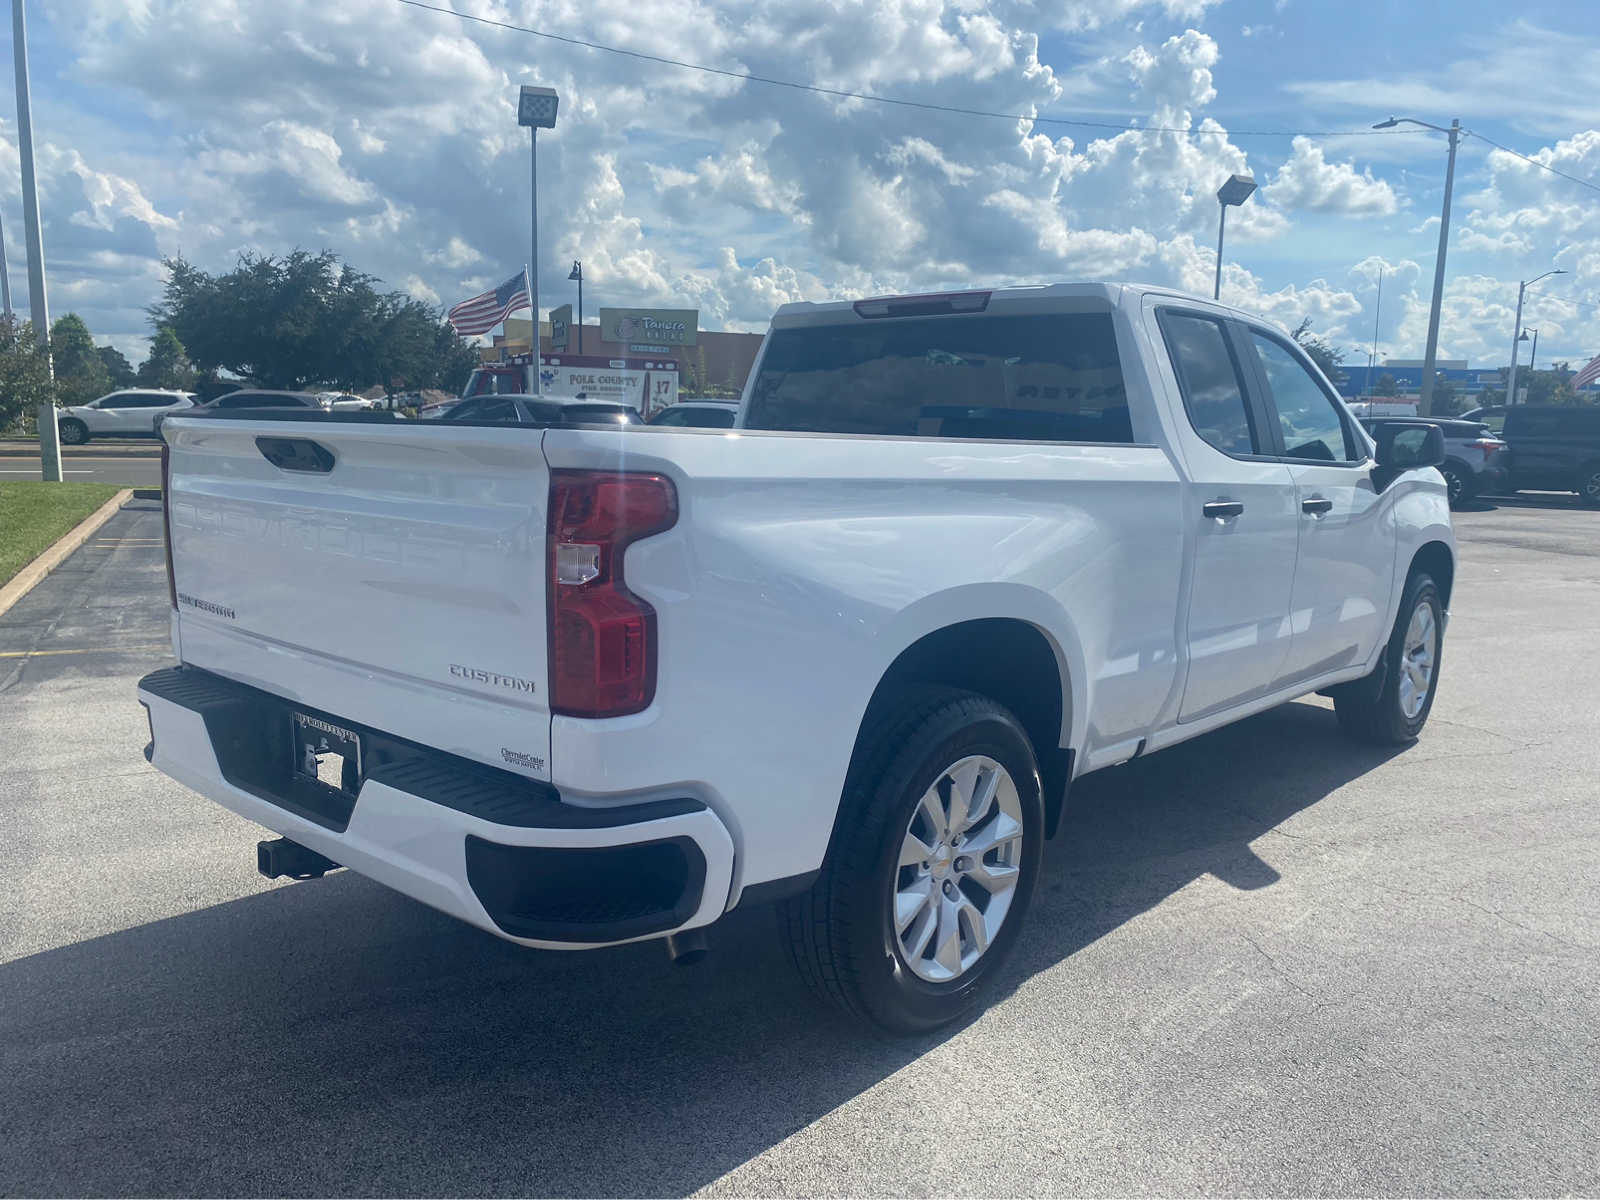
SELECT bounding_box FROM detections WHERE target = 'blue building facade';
[1333,363,1502,399]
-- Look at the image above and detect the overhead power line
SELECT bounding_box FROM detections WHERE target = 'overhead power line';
[391,0,1425,140]
[1469,131,1600,197]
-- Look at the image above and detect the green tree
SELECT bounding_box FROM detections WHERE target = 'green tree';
[0,316,57,430]
[98,344,136,388]
[1523,365,1576,406]
[1290,318,1347,389]
[151,249,474,392]
[137,326,196,389]
[1374,373,1399,397]
[1429,374,1461,415]
[49,313,111,406]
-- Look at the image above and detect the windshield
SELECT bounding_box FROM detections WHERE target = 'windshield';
[744,312,1130,442]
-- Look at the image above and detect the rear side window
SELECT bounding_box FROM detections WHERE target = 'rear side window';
[744,313,1131,442]
[1160,312,1259,456]
[1506,410,1567,438]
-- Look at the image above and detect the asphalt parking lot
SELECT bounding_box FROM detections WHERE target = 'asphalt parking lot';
[2,495,1598,1196]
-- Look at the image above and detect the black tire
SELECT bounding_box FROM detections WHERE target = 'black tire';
[1333,571,1443,745]
[58,417,89,445]
[781,687,1045,1035]
[1440,461,1473,509]
[1577,461,1600,508]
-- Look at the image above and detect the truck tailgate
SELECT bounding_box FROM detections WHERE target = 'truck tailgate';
[163,416,552,780]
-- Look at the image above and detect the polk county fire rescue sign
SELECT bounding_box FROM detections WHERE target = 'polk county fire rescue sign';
[538,354,679,415]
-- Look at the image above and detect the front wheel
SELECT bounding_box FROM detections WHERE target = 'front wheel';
[58,417,89,445]
[781,688,1044,1034]
[1333,571,1443,744]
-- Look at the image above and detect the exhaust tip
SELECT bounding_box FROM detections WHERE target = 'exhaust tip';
[665,929,708,966]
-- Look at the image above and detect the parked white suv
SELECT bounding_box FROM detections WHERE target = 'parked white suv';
[140,283,1455,1033]
[58,390,195,443]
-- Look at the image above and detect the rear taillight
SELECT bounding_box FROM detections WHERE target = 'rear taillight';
[160,440,177,611]
[1466,438,1504,461]
[547,470,678,718]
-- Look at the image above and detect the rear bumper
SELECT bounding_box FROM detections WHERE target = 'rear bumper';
[137,666,734,949]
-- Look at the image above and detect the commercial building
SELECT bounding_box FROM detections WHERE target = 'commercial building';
[491,317,763,395]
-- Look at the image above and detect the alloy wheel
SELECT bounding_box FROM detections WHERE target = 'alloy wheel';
[1398,600,1438,720]
[893,754,1025,983]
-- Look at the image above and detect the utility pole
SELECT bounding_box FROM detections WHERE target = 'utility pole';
[1372,116,1460,416]
[13,0,61,480]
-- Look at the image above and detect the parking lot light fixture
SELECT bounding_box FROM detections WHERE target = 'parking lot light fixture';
[568,260,583,354]
[1213,174,1256,301]
[1506,271,1564,406]
[517,85,559,393]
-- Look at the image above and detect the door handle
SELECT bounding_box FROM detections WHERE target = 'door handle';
[1301,497,1333,516]
[1202,500,1244,519]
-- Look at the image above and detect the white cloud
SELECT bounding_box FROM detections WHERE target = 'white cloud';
[1266,137,1398,216]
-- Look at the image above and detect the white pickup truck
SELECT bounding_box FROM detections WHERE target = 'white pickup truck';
[139,283,1454,1033]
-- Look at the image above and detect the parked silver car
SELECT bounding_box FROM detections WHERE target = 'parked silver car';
[1362,417,1507,508]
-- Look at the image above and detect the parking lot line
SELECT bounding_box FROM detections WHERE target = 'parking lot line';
[0,643,170,658]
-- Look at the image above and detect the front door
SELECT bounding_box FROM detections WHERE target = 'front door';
[1241,329,1395,684]
[1155,308,1301,722]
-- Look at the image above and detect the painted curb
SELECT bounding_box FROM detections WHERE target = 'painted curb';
[0,488,135,621]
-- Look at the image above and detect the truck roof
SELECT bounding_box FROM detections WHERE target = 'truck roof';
[770,282,1260,327]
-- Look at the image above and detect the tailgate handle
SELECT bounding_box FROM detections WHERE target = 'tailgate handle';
[256,436,335,474]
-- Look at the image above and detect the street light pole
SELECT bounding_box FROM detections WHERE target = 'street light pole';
[1372,116,1460,416]
[529,128,538,393]
[13,0,61,481]
[1505,270,1565,407]
[1213,174,1256,301]
[568,260,583,354]
[516,85,559,396]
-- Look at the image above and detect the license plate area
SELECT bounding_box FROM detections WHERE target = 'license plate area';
[291,711,363,797]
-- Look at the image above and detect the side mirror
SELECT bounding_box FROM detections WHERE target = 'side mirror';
[1373,422,1445,471]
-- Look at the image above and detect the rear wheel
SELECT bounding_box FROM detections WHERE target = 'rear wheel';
[781,687,1044,1034]
[58,417,89,445]
[1440,462,1473,509]
[1578,461,1600,508]
[1333,571,1443,744]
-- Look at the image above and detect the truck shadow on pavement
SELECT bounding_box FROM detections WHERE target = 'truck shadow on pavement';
[1,700,1405,1197]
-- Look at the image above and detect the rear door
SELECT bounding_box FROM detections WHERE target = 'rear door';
[1240,327,1394,685]
[94,392,144,435]
[1504,409,1579,490]
[163,416,553,779]
[1154,307,1300,721]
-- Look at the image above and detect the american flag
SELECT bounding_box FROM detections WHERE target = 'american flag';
[1573,352,1600,391]
[446,270,531,337]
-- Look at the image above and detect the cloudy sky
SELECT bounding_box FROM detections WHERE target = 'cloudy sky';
[2,0,1596,373]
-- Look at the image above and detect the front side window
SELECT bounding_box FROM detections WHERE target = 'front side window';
[744,312,1131,442]
[1161,312,1259,456]
[1250,333,1357,462]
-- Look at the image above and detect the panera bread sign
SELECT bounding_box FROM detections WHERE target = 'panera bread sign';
[598,307,698,348]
